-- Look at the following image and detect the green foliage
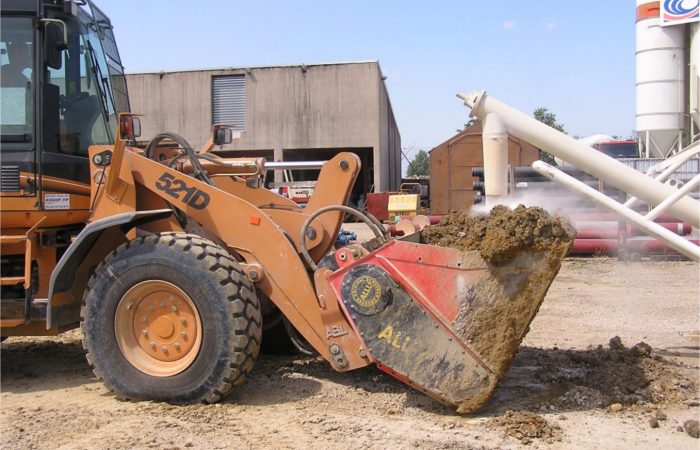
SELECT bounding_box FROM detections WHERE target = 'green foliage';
[533,107,566,133]
[406,150,429,177]
[533,107,566,165]
[458,117,479,132]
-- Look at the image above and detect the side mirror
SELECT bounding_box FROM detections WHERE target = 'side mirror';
[214,127,232,145]
[120,115,141,141]
[43,21,66,70]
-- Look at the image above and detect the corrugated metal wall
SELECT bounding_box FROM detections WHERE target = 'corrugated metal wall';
[618,157,700,182]
[211,75,246,129]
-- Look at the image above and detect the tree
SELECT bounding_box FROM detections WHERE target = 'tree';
[406,150,429,177]
[533,107,566,165]
[457,117,479,132]
[533,107,566,133]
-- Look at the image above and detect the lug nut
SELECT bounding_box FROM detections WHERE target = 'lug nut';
[162,346,168,353]
[150,342,156,349]
[141,330,148,337]
[174,343,180,350]
[180,332,187,338]
[171,305,178,312]
[180,318,186,324]
[141,316,147,322]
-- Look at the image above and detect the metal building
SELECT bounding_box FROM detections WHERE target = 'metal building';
[125,61,401,200]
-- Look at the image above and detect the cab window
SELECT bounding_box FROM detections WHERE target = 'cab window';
[0,17,34,151]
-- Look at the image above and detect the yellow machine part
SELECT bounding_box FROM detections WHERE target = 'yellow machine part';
[387,193,419,222]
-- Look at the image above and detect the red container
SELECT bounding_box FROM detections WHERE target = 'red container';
[366,192,395,222]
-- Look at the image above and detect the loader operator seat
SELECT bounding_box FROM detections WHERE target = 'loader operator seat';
[1,41,33,139]
[61,92,102,155]
[0,41,31,87]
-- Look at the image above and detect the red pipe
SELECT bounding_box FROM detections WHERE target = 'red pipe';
[632,222,691,236]
[568,211,682,223]
[569,237,699,255]
[574,222,692,239]
[575,229,620,239]
[625,237,700,253]
[569,239,618,255]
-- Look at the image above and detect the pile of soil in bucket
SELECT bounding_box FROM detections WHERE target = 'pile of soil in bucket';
[421,204,576,266]
[420,205,577,413]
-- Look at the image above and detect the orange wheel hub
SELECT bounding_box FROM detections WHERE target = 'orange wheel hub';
[114,280,202,377]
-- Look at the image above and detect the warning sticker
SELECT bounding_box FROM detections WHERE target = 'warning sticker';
[44,193,70,210]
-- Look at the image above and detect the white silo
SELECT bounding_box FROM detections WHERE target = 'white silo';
[690,22,699,138]
[635,0,686,157]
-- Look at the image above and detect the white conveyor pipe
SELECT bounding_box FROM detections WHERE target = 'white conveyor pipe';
[646,173,700,221]
[532,161,700,262]
[457,91,700,228]
[482,113,509,204]
[624,143,700,208]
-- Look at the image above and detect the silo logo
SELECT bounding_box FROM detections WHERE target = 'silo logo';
[661,0,699,26]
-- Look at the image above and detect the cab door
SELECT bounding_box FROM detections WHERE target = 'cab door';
[0,15,37,204]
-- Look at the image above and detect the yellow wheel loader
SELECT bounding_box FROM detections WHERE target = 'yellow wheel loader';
[0,0,570,412]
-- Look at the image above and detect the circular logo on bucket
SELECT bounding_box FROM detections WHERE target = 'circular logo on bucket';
[351,275,382,309]
[341,264,393,316]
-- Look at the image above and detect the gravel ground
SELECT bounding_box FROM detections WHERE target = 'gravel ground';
[1,253,698,449]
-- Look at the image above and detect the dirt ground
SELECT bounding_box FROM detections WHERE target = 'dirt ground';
[1,249,699,448]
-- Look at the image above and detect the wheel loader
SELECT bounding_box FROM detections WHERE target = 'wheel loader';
[0,0,571,413]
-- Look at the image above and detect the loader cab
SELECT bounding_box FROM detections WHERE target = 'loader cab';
[0,0,128,195]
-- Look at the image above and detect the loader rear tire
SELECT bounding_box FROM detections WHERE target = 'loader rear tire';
[81,232,262,403]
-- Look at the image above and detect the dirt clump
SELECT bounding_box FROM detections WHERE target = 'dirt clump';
[684,420,700,438]
[488,410,562,445]
[422,205,575,266]
[513,337,698,411]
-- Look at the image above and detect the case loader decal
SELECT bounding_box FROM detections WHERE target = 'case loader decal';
[155,173,210,209]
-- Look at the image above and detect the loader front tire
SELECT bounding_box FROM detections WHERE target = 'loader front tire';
[81,232,262,403]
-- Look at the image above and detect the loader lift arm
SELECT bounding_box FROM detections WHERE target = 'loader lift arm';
[84,123,372,367]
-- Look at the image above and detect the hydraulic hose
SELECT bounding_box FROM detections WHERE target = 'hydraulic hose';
[144,132,213,185]
[299,205,386,271]
[144,132,213,226]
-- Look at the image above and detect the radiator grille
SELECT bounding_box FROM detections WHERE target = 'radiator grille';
[1,165,21,192]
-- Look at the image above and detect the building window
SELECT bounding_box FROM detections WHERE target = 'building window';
[211,75,246,129]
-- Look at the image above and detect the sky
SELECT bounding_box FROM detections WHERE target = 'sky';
[96,1,637,161]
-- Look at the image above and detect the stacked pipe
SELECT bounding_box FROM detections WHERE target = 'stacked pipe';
[509,170,696,257]
[510,165,698,257]
[569,214,696,256]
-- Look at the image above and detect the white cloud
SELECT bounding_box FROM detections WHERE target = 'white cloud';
[545,20,558,31]
[503,20,516,29]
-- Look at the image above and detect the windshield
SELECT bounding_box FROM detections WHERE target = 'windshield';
[0,17,34,149]
[42,1,130,156]
[597,143,639,158]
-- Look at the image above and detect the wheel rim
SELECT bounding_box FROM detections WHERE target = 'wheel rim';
[114,280,202,377]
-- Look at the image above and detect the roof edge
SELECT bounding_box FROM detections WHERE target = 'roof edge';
[126,60,380,76]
